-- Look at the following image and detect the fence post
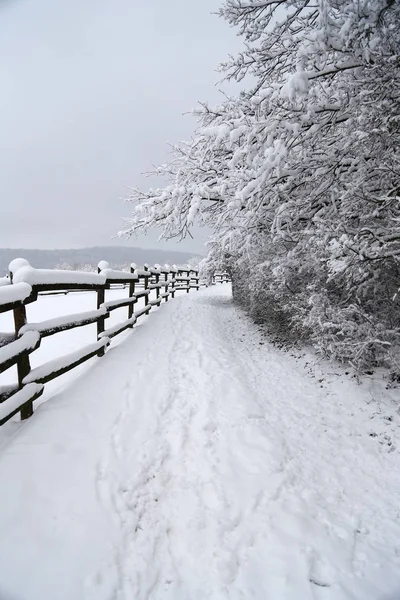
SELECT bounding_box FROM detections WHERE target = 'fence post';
[97,263,106,357]
[196,269,199,291]
[171,265,176,299]
[128,264,136,320]
[164,265,169,302]
[9,265,33,420]
[155,270,161,306]
[13,304,33,420]
[144,265,149,306]
[186,266,190,293]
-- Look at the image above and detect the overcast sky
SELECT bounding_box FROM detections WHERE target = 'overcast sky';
[0,0,239,254]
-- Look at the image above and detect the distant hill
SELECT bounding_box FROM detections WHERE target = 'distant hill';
[0,246,201,275]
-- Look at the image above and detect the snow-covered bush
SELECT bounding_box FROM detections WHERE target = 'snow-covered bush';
[198,240,233,285]
[121,0,400,373]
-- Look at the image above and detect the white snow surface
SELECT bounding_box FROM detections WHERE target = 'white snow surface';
[19,307,108,335]
[149,298,162,306]
[0,285,399,600]
[12,266,106,286]
[0,276,10,288]
[0,282,32,306]
[98,316,137,338]
[98,261,111,271]
[149,282,164,289]
[132,267,151,277]
[100,268,138,281]
[8,258,31,275]
[0,383,44,422]
[0,331,40,365]
[23,338,110,384]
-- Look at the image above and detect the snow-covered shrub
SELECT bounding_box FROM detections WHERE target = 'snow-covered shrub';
[120,0,400,374]
[303,291,399,371]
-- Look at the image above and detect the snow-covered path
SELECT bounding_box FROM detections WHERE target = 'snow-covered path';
[0,285,399,600]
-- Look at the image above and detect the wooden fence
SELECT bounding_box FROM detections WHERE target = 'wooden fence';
[212,272,230,285]
[0,260,203,426]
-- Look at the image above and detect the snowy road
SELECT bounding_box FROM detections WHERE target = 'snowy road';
[0,285,399,600]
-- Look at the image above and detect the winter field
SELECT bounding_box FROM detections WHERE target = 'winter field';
[0,284,399,599]
[0,285,159,443]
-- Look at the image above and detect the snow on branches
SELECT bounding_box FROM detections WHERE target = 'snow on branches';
[121,0,400,373]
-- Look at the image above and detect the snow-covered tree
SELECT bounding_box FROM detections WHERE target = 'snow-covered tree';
[55,262,97,272]
[121,0,400,372]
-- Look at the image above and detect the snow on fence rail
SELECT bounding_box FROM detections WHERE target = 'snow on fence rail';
[212,272,230,285]
[0,259,204,426]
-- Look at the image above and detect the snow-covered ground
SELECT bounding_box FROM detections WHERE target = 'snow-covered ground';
[0,286,159,439]
[0,284,399,600]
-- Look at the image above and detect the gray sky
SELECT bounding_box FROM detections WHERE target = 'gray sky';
[0,0,239,254]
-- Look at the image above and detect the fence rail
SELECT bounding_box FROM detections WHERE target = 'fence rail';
[212,272,230,284]
[0,260,207,425]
